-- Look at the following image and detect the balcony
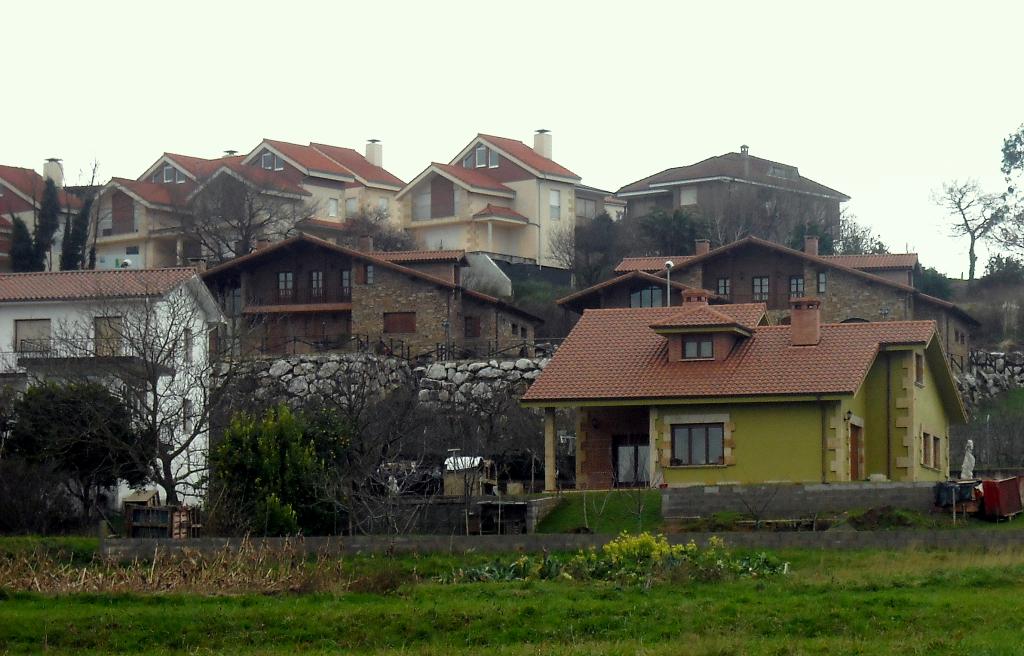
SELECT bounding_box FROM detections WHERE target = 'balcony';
[2,338,163,375]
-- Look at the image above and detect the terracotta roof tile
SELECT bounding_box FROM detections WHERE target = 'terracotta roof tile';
[262,139,353,177]
[162,153,244,179]
[649,303,765,332]
[472,204,528,222]
[523,307,937,403]
[615,255,698,273]
[823,253,919,270]
[556,270,720,308]
[375,249,467,264]
[433,163,513,194]
[0,164,83,210]
[478,134,580,180]
[617,151,848,199]
[109,177,194,207]
[0,268,197,302]
[310,143,405,187]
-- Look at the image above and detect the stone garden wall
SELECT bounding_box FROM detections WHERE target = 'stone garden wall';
[414,357,549,406]
[956,351,1024,410]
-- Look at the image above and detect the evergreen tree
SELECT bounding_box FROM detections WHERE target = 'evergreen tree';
[59,196,93,270]
[9,217,35,272]
[32,179,61,271]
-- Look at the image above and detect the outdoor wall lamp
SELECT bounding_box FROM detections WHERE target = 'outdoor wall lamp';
[844,411,853,422]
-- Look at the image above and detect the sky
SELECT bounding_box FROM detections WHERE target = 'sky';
[5,1,1022,277]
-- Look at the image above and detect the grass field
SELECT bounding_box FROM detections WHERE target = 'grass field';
[535,490,662,533]
[4,539,1024,654]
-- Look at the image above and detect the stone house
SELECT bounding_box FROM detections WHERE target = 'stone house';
[608,236,978,368]
[522,296,967,491]
[556,270,725,315]
[200,233,541,359]
[615,145,849,242]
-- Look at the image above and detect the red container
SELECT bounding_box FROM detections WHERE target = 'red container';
[982,478,1023,519]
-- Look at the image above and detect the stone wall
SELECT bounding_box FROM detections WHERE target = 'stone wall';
[351,264,455,356]
[415,357,549,406]
[956,350,1024,410]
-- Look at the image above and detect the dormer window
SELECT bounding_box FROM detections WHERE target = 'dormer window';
[683,335,713,359]
[475,144,487,167]
[488,149,499,168]
[163,165,175,183]
[261,152,285,171]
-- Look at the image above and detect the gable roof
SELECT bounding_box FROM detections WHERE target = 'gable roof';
[0,164,83,210]
[522,308,952,408]
[106,177,193,208]
[375,249,467,265]
[201,233,542,322]
[649,302,765,332]
[617,151,848,200]
[614,237,977,325]
[397,163,515,200]
[475,134,581,181]
[310,143,405,189]
[556,270,722,312]
[824,253,919,271]
[0,267,198,302]
[473,204,529,222]
[615,255,698,274]
[240,139,354,180]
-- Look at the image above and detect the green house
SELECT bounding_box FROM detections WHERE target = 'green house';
[523,296,967,490]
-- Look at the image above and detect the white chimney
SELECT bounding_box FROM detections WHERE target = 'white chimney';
[43,158,63,188]
[366,139,383,168]
[534,129,552,159]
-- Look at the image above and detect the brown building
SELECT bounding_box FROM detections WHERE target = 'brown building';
[556,270,724,315]
[616,146,849,243]
[200,233,541,359]
[601,236,978,369]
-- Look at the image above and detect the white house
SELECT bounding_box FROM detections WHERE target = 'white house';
[0,267,225,505]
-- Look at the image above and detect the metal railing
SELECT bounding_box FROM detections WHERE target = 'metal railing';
[255,287,352,306]
[248,334,411,360]
[15,338,126,359]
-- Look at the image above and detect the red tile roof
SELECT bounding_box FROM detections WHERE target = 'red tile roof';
[262,139,353,177]
[310,143,405,188]
[472,204,528,222]
[0,164,83,210]
[615,255,698,273]
[617,151,848,199]
[163,153,244,179]
[109,177,194,207]
[0,268,197,302]
[823,253,919,270]
[217,160,309,196]
[523,307,937,403]
[649,303,765,332]
[375,249,467,264]
[478,134,580,180]
[556,270,721,309]
[433,163,513,194]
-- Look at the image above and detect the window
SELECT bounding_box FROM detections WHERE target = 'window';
[377,197,389,213]
[671,423,725,466]
[341,269,351,292]
[383,312,416,333]
[475,144,487,167]
[94,316,123,357]
[274,155,283,171]
[789,275,804,298]
[463,154,474,168]
[183,327,193,363]
[549,189,561,220]
[277,271,294,301]
[488,149,499,168]
[345,197,358,218]
[163,164,175,182]
[520,325,527,338]
[511,322,518,335]
[933,435,941,469]
[261,152,273,170]
[310,270,323,300]
[465,316,482,339]
[915,352,925,386]
[125,245,140,255]
[683,336,713,359]
[412,190,431,220]
[14,318,51,352]
[817,272,827,294]
[752,276,769,301]
[629,286,663,308]
[327,198,339,218]
[922,432,931,467]
[365,264,374,285]
[176,169,186,184]
[717,277,731,297]
[576,197,597,219]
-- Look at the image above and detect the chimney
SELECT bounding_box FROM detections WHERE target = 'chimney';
[534,129,552,160]
[43,158,63,188]
[790,298,821,346]
[740,145,750,178]
[695,238,711,256]
[683,291,709,305]
[187,257,207,273]
[804,235,819,256]
[366,139,383,168]
[357,235,374,252]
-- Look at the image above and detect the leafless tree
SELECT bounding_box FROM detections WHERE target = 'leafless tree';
[182,172,317,263]
[548,224,576,271]
[934,180,1003,280]
[333,205,416,252]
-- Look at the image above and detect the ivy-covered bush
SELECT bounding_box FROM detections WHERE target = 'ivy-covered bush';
[439,532,786,587]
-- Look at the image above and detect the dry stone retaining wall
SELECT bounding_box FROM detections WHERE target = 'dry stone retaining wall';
[956,350,1024,410]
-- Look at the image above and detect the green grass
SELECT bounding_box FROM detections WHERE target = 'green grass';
[535,490,662,533]
[5,548,1024,654]
[0,535,98,562]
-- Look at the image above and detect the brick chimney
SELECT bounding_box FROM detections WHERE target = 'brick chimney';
[534,129,552,159]
[790,298,821,346]
[695,239,711,256]
[357,235,374,252]
[683,291,709,305]
[804,235,819,256]
[366,139,383,168]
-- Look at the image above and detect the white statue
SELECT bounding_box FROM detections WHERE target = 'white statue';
[960,440,975,480]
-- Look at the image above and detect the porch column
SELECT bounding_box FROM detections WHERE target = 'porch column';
[487,221,494,252]
[544,407,557,492]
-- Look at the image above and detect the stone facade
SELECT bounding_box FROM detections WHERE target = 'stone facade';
[415,357,549,407]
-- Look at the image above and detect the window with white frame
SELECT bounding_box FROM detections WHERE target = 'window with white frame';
[717,277,731,297]
[488,149,499,168]
[752,276,769,301]
[789,275,805,298]
[475,144,487,167]
[549,189,561,220]
[463,154,474,168]
[273,155,283,171]
[327,198,339,218]
[261,152,273,170]
[817,271,827,293]
[163,165,175,182]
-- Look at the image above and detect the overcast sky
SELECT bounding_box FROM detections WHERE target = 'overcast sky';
[6,1,1022,277]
